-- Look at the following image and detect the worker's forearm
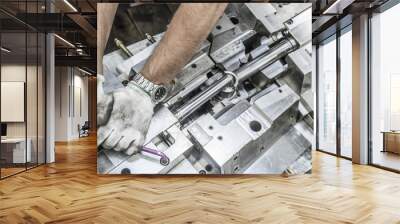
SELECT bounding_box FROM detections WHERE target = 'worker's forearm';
[141,3,228,85]
[97,3,118,74]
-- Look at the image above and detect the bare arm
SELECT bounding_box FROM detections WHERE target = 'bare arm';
[97,3,118,74]
[141,3,228,85]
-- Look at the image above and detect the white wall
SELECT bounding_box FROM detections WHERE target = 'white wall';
[1,65,26,138]
[1,64,39,138]
[1,82,25,122]
[71,72,89,138]
[55,66,69,141]
[55,67,89,141]
[1,63,47,164]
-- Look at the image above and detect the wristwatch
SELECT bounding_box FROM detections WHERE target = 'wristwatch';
[129,72,168,104]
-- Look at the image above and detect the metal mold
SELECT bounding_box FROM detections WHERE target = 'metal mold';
[99,3,313,175]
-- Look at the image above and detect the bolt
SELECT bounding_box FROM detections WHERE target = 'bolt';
[145,33,156,44]
[114,38,133,58]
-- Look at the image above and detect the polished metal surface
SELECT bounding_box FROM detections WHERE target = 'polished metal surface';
[175,74,234,121]
[236,37,298,82]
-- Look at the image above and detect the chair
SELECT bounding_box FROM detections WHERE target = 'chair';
[79,121,90,138]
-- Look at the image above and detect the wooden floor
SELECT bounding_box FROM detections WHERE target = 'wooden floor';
[373,150,400,171]
[1,135,400,224]
[1,167,26,178]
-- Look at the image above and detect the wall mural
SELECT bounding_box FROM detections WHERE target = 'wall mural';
[97,3,313,175]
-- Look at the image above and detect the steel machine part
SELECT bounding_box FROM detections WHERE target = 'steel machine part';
[235,37,298,82]
[114,38,134,58]
[174,74,235,121]
[99,3,313,175]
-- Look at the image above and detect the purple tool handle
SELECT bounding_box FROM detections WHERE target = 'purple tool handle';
[142,146,168,160]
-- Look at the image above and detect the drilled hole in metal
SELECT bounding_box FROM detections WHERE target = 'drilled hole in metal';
[205,164,213,172]
[249,120,262,132]
[230,17,239,25]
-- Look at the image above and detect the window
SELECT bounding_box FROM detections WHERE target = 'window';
[318,36,337,154]
[316,25,353,159]
[390,74,400,130]
[339,27,352,158]
[0,1,47,179]
[370,3,400,171]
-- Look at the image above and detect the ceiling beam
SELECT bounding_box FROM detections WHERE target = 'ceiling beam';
[51,0,97,47]
[55,55,96,71]
[322,0,356,15]
[67,14,97,39]
[312,15,335,33]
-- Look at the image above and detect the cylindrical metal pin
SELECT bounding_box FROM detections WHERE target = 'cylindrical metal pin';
[114,38,134,58]
[145,33,156,44]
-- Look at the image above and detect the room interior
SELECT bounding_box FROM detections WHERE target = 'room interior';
[0,0,97,179]
[0,0,400,222]
[0,30,46,177]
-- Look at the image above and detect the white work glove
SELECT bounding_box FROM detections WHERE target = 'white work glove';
[97,74,154,155]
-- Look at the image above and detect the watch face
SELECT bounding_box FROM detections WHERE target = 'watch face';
[154,86,167,101]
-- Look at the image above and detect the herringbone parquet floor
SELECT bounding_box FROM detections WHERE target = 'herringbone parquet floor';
[1,135,400,224]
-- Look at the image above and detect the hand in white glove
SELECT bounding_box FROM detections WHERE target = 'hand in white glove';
[97,74,154,155]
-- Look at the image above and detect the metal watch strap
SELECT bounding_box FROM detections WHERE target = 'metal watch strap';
[130,72,167,103]
[132,74,156,93]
